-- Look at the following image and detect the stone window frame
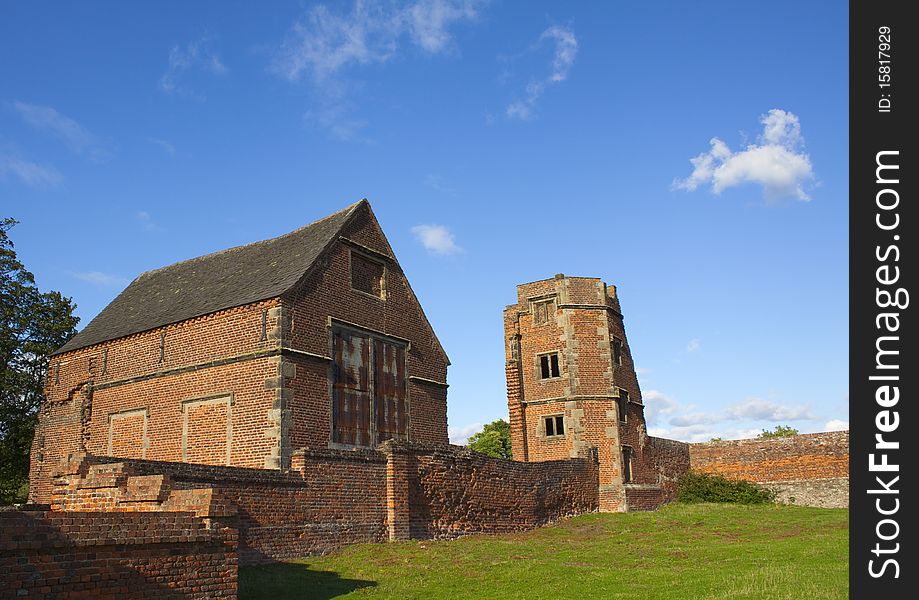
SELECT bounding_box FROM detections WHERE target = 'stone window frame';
[349,248,387,301]
[617,388,629,423]
[535,350,562,381]
[181,393,234,466]
[107,407,150,459]
[612,336,623,366]
[543,414,566,439]
[529,296,557,327]
[621,444,633,483]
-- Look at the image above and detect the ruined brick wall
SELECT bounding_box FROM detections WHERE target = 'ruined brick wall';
[625,436,691,510]
[0,509,236,599]
[52,450,389,563]
[689,431,849,508]
[382,441,599,539]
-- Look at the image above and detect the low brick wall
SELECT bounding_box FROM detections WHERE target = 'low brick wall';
[688,431,849,508]
[383,441,599,539]
[0,508,236,599]
[52,449,388,563]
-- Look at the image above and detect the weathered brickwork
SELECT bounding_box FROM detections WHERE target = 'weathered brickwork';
[689,431,849,508]
[0,508,237,599]
[382,441,599,539]
[505,275,679,512]
[41,443,599,565]
[29,200,449,504]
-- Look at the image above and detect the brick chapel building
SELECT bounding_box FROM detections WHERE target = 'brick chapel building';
[29,200,450,504]
[505,275,661,512]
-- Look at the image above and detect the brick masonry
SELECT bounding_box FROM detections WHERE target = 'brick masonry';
[29,201,449,505]
[688,431,849,508]
[0,508,237,599]
[505,275,685,512]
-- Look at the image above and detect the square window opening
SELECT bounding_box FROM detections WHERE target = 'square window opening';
[539,353,561,379]
[545,415,565,438]
[612,338,623,366]
[351,252,385,298]
[617,388,629,423]
[532,299,556,326]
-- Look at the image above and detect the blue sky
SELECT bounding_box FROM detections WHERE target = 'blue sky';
[1,1,848,443]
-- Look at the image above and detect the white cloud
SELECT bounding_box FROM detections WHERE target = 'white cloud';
[641,389,678,427]
[824,419,849,432]
[72,271,129,287]
[448,422,482,445]
[160,34,228,97]
[723,397,814,421]
[673,109,814,201]
[686,338,701,353]
[13,101,112,162]
[304,104,370,142]
[0,152,62,187]
[147,138,176,155]
[411,224,463,255]
[506,25,578,121]
[272,0,482,83]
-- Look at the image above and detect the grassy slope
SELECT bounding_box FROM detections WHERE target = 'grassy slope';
[240,504,848,600]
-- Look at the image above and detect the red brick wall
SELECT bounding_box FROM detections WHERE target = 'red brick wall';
[382,441,599,539]
[282,203,449,447]
[688,431,849,483]
[31,202,451,503]
[0,509,236,599]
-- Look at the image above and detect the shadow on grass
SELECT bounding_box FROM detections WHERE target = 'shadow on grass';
[239,562,377,599]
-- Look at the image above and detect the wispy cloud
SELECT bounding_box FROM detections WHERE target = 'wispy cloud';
[160,33,228,98]
[424,174,457,195]
[824,419,849,431]
[506,25,578,121]
[673,109,815,201]
[0,150,62,187]
[136,210,161,231]
[411,223,463,255]
[448,422,483,445]
[686,338,701,353]
[272,0,483,139]
[146,137,176,156]
[644,389,816,442]
[12,101,113,162]
[72,271,129,287]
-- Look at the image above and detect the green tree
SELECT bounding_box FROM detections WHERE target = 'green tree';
[467,419,512,459]
[757,425,799,439]
[1,218,78,504]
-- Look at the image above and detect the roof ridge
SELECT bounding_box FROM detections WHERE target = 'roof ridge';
[137,200,363,280]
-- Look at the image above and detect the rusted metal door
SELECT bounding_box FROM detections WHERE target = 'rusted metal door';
[332,327,407,446]
[331,329,372,446]
[374,339,407,442]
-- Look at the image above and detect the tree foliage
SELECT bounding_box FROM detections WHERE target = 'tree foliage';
[756,425,799,439]
[467,419,512,459]
[1,218,79,504]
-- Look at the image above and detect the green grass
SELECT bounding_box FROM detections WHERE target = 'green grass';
[239,504,848,600]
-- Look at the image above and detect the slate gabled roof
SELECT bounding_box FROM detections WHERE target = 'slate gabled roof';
[54,200,364,355]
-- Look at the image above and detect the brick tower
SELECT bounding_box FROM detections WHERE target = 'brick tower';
[504,274,652,512]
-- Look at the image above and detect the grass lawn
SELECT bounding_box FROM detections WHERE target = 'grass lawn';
[239,503,848,599]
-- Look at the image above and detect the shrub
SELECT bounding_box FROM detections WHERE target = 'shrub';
[676,471,776,504]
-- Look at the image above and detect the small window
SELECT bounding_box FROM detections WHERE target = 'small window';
[351,252,384,298]
[617,388,629,423]
[532,299,556,326]
[539,353,561,379]
[544,415,565,437]
[622,446,633,483]
[612,338,623,366]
